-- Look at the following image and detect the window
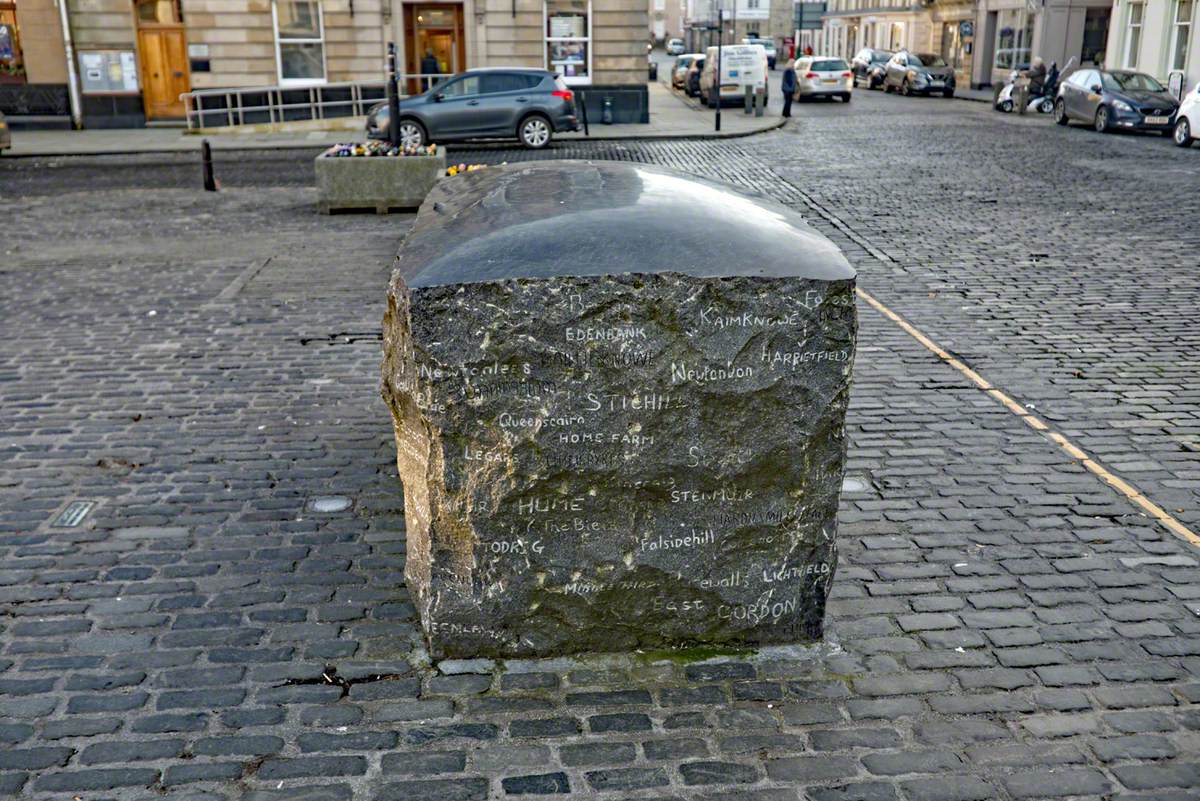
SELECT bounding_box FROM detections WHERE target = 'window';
[1124,2,1143,68]
[441,75,480,96]
[994,9,1034,70]
[273,0,326,85]
[546,0,590,84]
[1171,0,1193,71]
[0,1,24,84]
[481,72,541,93]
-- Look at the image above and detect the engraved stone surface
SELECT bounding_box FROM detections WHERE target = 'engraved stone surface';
[382,161,857,658]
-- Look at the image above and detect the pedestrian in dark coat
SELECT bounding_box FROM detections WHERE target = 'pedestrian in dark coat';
[781,59,797,118]
[420,50,440,91]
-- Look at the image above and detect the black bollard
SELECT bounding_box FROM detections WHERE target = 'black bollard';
[201,139,216,192]
[387,43,401,148]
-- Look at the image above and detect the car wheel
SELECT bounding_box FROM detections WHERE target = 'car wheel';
[518,115,552,149]
[1039,97,1053,113]
[398,119,426,148]
[842,93,851,103]
[1094,106,1111,133]
[1054,98,1069,126]
[1173,117,1194,147]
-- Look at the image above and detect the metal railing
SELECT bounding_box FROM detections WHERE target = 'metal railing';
[181,74,452,130]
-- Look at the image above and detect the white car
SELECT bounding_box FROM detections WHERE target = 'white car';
[666,38,685,56]
[794,55,853,102]
[672,53,704,90]
[1174,81,1200,148]
[741,37,777,69]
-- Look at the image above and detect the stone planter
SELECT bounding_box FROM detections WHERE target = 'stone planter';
[315,146,446,214]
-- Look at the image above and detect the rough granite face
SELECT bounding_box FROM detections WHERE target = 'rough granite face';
[382,161,857,659]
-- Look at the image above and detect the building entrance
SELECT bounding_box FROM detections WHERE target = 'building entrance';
[404,4,465,94]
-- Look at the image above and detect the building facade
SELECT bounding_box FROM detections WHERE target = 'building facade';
[684,0,793,53]
[0,0,646,127]
[1106,0,1197,89]
[811,0,1116,87]
[650,0,685,42]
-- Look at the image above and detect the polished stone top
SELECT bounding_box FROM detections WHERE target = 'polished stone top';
[396,161,857,288]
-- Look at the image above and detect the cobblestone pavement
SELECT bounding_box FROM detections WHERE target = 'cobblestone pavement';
[2,91,1200,801]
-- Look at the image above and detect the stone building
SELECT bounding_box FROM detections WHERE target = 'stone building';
[650,0,685,42]
[1105,0,1196,89]
[684,0,794,54]
[0,0,646,127]
[810,0,1115,88]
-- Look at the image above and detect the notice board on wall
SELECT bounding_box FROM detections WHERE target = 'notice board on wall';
[79,51,139,93]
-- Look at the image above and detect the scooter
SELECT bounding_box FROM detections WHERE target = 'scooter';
[994,61,1063,114]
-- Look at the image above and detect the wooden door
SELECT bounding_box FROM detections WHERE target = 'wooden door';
[137,27,189,119]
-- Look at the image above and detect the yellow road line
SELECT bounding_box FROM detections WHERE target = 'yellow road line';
[855,286,1200,549]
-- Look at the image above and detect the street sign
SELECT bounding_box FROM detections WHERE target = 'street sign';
[795,2,826,31]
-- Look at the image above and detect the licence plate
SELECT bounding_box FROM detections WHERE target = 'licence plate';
[1145,115,1169,125]
[930,81,944,87]
[822,79,837,84]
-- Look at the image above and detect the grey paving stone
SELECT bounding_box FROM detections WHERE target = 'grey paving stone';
[1004,768,1112,798]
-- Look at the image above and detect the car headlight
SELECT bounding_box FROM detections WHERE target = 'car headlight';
[1112,99,1133,112]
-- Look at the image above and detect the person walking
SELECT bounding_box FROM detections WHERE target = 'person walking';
[781,59,797,118]
[420,49,440,91]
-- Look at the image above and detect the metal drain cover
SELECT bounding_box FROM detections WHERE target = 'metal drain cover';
[52,501,96,528]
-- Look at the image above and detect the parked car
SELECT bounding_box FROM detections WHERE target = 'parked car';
[0,111,9,154]
[741,37,777,69]
[700,44,768,108]
[672,54,703,90]
[794,56,852,102]
[365,68,578,150]
[1053,68,1179,134]
[850,48,893,89]
[883,52,956,97]
[1173,80,1200,147]
[686,56,705,97]
[666,38,685,56]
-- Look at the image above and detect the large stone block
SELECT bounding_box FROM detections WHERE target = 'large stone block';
[382,161,856,659]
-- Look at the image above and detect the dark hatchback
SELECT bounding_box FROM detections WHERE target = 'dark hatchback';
[883,52,956,97]
[850,48,893,89]
[1054,68,1179,134]
[366,68,578,149]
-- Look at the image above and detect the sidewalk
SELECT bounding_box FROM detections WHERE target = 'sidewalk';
[1,82,782,158]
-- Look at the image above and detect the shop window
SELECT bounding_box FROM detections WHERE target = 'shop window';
[994,8,1034,70]
[273,0,326,85]
[0,1,24,84]
[941,22,963,71]
[1171,0,1193,71]
[1124,2,1143,68]
[546,0,590,85]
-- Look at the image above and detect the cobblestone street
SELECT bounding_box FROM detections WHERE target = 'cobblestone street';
[2,90,1200,801]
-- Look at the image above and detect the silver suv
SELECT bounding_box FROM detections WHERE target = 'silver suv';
[367,68,579,150]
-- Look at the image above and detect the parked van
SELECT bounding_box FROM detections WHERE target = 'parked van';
[700,44,768,108]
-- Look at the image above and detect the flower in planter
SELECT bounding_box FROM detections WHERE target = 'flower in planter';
[324,141,441,158]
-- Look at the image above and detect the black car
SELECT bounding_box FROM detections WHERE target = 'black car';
[366,68,578,150]
[883,52,955,97]
[850,48,893,89]
[1054,68,1179,134]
